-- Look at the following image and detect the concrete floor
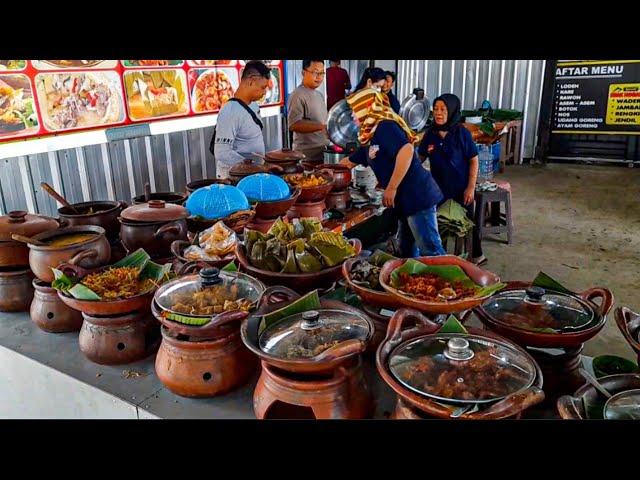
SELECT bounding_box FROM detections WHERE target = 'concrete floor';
[479,162,640,360]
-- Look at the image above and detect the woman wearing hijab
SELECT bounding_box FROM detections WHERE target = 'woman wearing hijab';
[340,88,446,257]
[418,93,486,265]
[353,67,387,92]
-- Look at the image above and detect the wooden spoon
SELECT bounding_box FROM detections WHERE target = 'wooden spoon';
[40,182,80,214]
[11,234,48,247]
[144,182,151,202]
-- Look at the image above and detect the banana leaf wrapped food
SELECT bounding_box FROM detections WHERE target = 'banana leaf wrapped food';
[244,217,355,273]
[437,199,474,238]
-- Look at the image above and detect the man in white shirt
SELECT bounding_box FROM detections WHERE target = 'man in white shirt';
[213,61,270,179]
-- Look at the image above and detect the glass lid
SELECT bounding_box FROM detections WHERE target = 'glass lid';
[389,333,537,404]
[259,309,371,360]
[604,389,640,420]
[481,286,596,334]
[154,268,265,317]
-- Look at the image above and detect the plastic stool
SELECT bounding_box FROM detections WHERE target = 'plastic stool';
[474,187,513,244]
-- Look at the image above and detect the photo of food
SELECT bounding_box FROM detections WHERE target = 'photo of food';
[124,69,188,121]
[240,60,280,66]
[32,61,118,70]
[188,60,236,67]
[0,75,39,138]
[0,60,27,71]
[258,67,282,106]
[122,60,184,68]
[35,71,125,132]
[189,68,238,114]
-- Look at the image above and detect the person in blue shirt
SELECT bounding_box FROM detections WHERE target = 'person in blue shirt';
[382,71,401,114]
[418,93,486,264]
[340,88,446,257]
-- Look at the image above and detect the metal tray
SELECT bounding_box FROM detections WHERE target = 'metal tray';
[327,99,360,149]
[400,91,431,132]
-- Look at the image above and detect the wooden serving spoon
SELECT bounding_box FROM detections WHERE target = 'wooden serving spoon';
[40,182,80,214]
[11,234,48,247]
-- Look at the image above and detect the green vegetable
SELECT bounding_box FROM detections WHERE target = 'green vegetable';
[222,261,237,272]
[166,313,210,325]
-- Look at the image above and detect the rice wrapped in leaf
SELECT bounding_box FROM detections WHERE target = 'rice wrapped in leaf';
[308,231,356,267]
[290,238,323,273]
[245,229,269,255]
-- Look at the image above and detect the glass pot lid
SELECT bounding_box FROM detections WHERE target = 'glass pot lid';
[389,333,537,404]
[0,211,59,241]
[604,389,640,420]
[154,268,265,317]
[481,286,597,334]
[259,309,371,360]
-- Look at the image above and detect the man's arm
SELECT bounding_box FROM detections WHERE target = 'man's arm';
[213,112,245,165]
[287,92,325,133]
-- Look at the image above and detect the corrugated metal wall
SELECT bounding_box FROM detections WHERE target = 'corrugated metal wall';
[396,60,546,159]
[0,115,283,216]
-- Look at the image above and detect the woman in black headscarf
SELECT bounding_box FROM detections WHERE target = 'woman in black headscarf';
[417,93,486,264]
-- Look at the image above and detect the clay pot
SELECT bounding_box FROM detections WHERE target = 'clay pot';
[79,310,161,365]
[58,201,126,242]
[132,192,187,206]
[155,327,257,398]
[245,216,277,234]
[27,225,111,283]
[30,279,83,333]
[325,190,351,210]
[0,211,62,268]
[286,200,326,220]
[228,158,283,184]
[314,164,352,191]
[253,187,301,219]
[0,267,35,312]
[264,148,305,174]
[186,178,232,195]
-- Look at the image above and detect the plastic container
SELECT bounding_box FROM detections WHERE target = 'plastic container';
[478,144,494,182]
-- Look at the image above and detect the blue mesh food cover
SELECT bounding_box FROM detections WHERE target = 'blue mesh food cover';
[236,174,291,202]
[186,184,249,219]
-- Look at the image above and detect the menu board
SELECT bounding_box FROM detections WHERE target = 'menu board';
[551,60,640,134]
[0,60,285,141]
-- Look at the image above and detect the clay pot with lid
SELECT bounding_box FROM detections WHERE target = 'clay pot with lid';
[27,225,111,283]
[30,279,83,332]
[241,286,374,376]
[376,308,545,419]
[119,200,188,259]
[58,201,127,242]
[474,282,614,349]
[0,211,61,268]
[228,159,283,184]
[264,148,306,174]
[151,267,266,397]
[186,178,232,195]
[132,191,187,206]
[286,199,325,221]
[0,267,35,312]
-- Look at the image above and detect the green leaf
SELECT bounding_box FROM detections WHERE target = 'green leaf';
[51,268,74,291]
[592,355,639,378]
[368,249,398,267]
[68,283,101,300]
[439,315,468,334]
[166,313,210,325]
[321,286,363,308]
[258,290,321,336]
[222,261,237,272]
[478,121,495,136]
[390,260,476,289]
[437,199,469,222]
[113,248,150,271]
[140,260,171,282]
[532,271,573,295]
[476,282,507,298]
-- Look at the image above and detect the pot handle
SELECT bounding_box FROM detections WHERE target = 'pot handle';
[615,307,640,350]
[206,310,250,329]
[579,287,614,319]
[318,168,335,178]
[314,338,367,363]
[556,395,584,420]
[267,164,284,174]
[348,238,362,256]
[257,285,301,308]
[289,186,302,202]
[171,240,190,260]
[177,260,211,276]
[54,262,88,280]
[475,386,545,419]
[117,200,129,210]
[154,221,182,239]
[57,217,70,228]
[68,249,98,266]
[385,308,441,346]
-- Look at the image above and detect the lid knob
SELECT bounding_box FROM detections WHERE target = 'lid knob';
[301,310,321,330]
[148,200,166,209]
[8,211,27,223]
[525,286,545,302]
[413,88,425,100]
[444,337,474,361]
[199,267,222,287]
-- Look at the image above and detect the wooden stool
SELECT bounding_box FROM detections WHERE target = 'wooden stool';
[441,231,473,258]
[474,187,513,244]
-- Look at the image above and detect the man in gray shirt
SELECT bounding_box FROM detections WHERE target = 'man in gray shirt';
[214,61,270,179]
[287,59,329,163]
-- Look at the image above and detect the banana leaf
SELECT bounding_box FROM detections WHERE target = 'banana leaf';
[67,283,101,300]
[308,232,355,267]
[295,244,323,273]
[282,240,301,273]
[368,249,398,267]
[267,218,292,241]
[299,217,322,238]
[245,229,268,255]
[321,286,363,308]
[437,199,468,223]
[439,315,468,334]
[479,121,495,136]
[140,260,172,283]
[258,290,321,336]
[532,271,574,295]
[222,261,237,272]
[165,312,210,325]
[112,248,150,271]
[390,259,506,298]
[51,268,74,291]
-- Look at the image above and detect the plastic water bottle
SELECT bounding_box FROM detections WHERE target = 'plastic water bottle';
[478,144,494,182]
